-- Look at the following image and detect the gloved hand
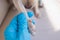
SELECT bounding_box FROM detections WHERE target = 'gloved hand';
[4,12,30,40]
[4,11,36,40]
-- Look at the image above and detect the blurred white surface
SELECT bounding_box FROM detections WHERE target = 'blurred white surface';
[31,8,60,40]
[42,0,60,31]
[32,0,60,40]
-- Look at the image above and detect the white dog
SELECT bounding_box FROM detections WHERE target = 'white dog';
[7,0,40,36]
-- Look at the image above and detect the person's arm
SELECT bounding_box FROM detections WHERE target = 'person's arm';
[0,0,9,25]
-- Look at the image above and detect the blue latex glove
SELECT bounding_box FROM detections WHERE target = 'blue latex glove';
[27,11,35,24]
[27,11,34,18]
[4,11,35,40]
